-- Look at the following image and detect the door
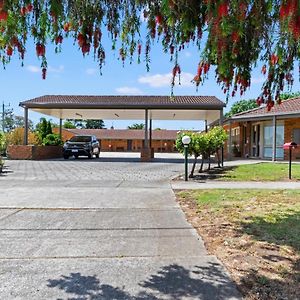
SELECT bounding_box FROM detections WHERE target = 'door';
[251,124,260,157]
[127,140,132,151]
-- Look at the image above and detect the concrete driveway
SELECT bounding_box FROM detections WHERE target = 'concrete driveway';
[0,153,241,299]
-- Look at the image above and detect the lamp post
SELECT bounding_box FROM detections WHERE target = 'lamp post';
[182,135,191,181]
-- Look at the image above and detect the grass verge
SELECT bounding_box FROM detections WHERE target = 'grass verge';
[176,189,300,300]
[219,163,300,181]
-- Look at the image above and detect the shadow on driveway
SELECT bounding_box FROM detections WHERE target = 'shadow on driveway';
[51,156,185,164]
[47,262,240,299]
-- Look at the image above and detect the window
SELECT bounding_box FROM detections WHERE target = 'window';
[292,129,300,144]
[70,136,92,142]
[231,127,240,146]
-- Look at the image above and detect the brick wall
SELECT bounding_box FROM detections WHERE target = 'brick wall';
[7,145,33,160]
[7,145,63,160]
[284,119,300,160]
[53,128,74,141]
[55,128,177,153]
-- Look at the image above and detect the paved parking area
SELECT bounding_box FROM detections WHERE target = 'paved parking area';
[0,153,241,299]
[0,153,185,185]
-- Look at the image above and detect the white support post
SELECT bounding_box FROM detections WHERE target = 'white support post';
[272,116,277,161]
[228,120,232,161]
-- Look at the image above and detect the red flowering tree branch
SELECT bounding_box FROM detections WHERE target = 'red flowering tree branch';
[0,0,299,109]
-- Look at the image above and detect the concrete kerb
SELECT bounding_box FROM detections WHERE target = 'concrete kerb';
[171,180,300,190]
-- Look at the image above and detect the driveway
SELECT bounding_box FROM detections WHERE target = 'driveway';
[0,153,241,299]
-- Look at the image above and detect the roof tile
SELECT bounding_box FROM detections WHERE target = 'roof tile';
[20,95,225,108]
[231,97,300,119]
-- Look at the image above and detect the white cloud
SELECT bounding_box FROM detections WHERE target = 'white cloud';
[138,72,194,88]
[115,86,143,95]
[26,65,40,73]
[86,68,97,75]
[26,65,64,73]
[252,77,265,84]
[48,65,64,73]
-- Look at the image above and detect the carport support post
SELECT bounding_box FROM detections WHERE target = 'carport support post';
[23,107,28,145]
[272,116,277,162]
[149,118,152,149]
[205,120,208,133]
[59,118,63,141]
[144,109,149,148]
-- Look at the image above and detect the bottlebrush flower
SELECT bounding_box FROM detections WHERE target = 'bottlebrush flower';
[218,2,228,17]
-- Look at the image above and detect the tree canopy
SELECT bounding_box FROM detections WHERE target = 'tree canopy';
[64,119,105,129]
[225,99,258,117]
[1,106,33,132]
[0,1,299,107]
[127,123,145,129]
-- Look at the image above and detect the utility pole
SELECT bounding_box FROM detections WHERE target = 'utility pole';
[2,101,10,132]
[2,101,4,132]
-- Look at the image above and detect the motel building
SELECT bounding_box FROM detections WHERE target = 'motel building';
[222,96,300,161]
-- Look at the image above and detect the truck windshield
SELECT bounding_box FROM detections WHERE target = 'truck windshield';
[70,136,92,142]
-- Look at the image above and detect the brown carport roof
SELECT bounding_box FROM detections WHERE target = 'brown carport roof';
[19,95,225,122]
[20,95,225,109]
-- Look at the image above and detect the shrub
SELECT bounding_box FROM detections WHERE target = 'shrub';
[6,128,39,145]
[0,156,4,173]
[176,126,227,176]
[0,132,7,155]
[42,133,62,146]
[36,118,53,142]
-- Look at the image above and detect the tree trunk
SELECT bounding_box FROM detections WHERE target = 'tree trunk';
[199,154,204,173]
[190,154,198,177]
[207,154,211,171]
[216,149,221,167]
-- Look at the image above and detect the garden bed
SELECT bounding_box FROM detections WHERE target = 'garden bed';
[175,162,300,181]
[7,145,63,160]
[176,189,300,300]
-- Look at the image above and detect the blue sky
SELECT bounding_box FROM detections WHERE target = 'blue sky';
[1,34,299,130]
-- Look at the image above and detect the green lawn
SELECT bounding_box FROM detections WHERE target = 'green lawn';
[178,189,300,251]
[220,162,300,181]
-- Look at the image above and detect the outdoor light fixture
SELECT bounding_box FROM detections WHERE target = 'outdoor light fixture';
[182,135,191,181]
[75,113,83,118]
[114,113,120,118]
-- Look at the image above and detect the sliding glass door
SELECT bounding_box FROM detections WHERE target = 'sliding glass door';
[263,124,284,159]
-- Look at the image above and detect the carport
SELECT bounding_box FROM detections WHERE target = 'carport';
[20,95,225,160]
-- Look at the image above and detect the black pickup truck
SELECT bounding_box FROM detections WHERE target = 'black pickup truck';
[63,135,100,159]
